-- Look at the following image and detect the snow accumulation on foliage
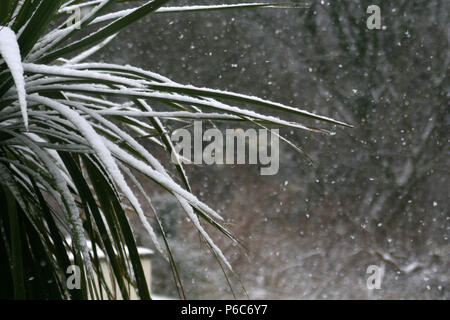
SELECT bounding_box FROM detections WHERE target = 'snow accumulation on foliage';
[0,26,28,129]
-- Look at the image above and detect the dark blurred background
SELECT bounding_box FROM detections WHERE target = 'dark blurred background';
[96,0,449,299]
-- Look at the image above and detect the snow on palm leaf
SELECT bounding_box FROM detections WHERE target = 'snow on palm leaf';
[0,27,27,129]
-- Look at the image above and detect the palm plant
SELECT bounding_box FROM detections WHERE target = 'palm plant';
[0,0,350,299]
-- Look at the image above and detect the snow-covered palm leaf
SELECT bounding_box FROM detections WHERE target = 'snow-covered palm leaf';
[0,0,350,299]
